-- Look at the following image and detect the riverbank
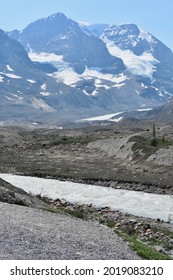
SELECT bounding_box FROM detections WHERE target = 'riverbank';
[1,173,173,222]
[18,173,173,195]
[47,197,173,260]
[1,175,173,260]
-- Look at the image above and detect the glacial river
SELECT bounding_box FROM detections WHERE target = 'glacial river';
[0,173,173,222]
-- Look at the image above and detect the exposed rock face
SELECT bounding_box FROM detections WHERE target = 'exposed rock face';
[0,29,32,72]
[101,23,173,92]
[9,13,125,74]
[1,12,173,124]
[146,97,173,122]
[0,178,48,209]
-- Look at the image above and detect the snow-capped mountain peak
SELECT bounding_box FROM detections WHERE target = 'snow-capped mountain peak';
[102,23,157,55]
[102,34,159,79]
[2,13,173,124]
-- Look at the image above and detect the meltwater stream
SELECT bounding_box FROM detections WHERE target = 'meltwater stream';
[0,173,173,222]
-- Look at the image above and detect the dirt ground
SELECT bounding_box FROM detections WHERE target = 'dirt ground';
[0,119,173,194]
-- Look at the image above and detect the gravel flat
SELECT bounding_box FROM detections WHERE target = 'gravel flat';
[0,202,140,260]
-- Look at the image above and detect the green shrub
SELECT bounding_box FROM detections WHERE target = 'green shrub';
[65,209,85,219]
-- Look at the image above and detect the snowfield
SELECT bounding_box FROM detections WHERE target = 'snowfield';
[102,36,159,79]
[77,111,124,122]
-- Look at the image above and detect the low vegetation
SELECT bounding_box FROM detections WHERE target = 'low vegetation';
[129,135,173,160]
[115,229,172,260]
[62,205,173,259]
[27,135,97,151]
[40,195,173,260]
[64,208,85,219]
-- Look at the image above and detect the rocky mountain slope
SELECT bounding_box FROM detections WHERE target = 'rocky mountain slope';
[8,13,125,74]
[146,96,173,122]
[103,24,173,94]
[0,29,70,122]
[0,28,109,124]
[0,12,173,124]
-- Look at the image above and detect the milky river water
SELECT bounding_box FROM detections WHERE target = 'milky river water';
[0,173,173,222]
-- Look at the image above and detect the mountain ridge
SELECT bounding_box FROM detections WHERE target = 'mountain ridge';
[1,12,173,124]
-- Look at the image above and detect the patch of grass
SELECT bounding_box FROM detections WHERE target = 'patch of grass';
[131,239,172,260]
[35,194,50,203]
[42,207,59,214]
[153,226,173,239]
[115,230,172,260]
[106,221,117,228]
[99,218,105,224]
[64,209,85,219]
[129,135,173,159]
[148,226,173,250]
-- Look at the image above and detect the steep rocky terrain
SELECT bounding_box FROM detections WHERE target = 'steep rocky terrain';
[1,12,172,124]
[146,97,173,122]
[0,177,50,209]
[9,13,124,74]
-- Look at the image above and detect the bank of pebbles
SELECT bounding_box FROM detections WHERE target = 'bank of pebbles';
[51,198,173,258]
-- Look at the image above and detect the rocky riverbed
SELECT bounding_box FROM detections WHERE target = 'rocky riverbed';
[49,198,173,259]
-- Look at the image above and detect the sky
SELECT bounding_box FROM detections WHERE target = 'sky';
[0,0,173,50]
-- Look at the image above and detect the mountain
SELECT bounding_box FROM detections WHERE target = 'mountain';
[101,24,173,93]
[80,23,109,37]
[8,13,125,75]
[2,13,173,125]
[145,97,173,122]
[0,28,99,124]
[0,29,61,119]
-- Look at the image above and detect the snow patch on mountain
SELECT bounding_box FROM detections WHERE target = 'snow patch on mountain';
[102,37,159,78]
[139,28,155,44]
[29,51,63,63]
[77,21,91,26]
[0,76,4,82]
[5,95,15,101]
[50,67,128,91]
[83,68,127,84]
[137,108,153,112]
[52,69,81,85]
[28,50,128,89]
[11,93,24,100]
[77,111,124,122]
[112,83,126,88]
[40,92,52,96]
[0,73,22,79]
[6,65,14,72]
[29,51,71,71]
[27,79,36,84]
[41,83,47,90]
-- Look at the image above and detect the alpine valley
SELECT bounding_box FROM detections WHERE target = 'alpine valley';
[2,12,173,261]
[1,12,173,125]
